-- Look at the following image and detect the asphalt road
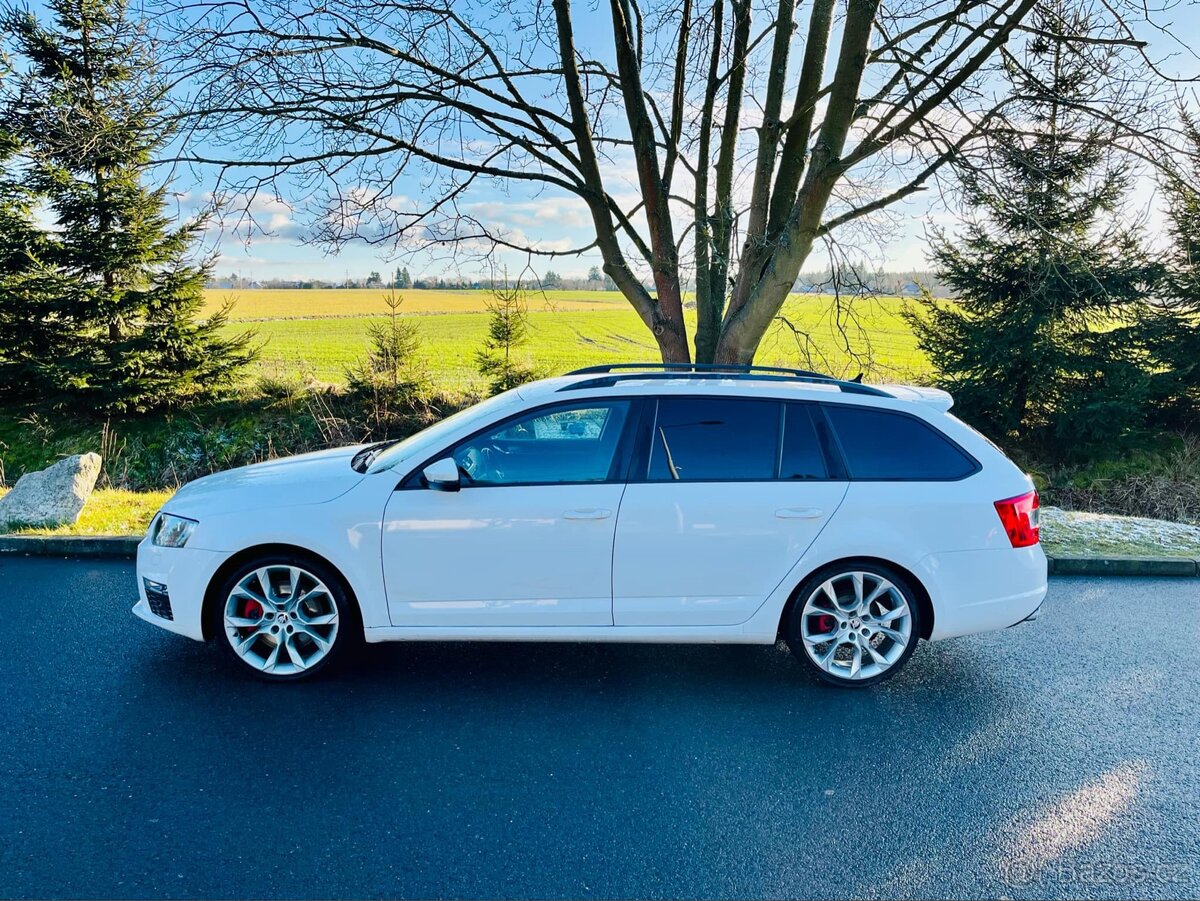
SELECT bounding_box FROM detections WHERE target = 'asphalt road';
[1,557,1197,900]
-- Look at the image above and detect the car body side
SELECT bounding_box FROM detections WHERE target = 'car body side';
[133,378,1047,646]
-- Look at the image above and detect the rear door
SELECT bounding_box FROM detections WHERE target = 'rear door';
[612,397,848,626]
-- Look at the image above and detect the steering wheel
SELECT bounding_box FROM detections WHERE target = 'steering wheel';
[479,446,506,482]
[458,445,505,484]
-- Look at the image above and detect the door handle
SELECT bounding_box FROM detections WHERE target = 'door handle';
[563,508,612,520]
[775,507,825,519]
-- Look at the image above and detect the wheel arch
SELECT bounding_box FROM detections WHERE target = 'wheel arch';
[776,556,934,642]
[201,543,363,641]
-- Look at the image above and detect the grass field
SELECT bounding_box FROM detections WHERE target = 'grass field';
[0,487,173,536]
[209,288,932,390]
[204,287,634,319]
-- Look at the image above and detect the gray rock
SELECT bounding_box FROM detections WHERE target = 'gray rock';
[0,453,102,530]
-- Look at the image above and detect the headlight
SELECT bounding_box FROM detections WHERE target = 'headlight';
[151,513,198,548]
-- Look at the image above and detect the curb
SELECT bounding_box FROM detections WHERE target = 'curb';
[2,536,1199,576]
[1047,555,1199,577]
[0,535,141,558]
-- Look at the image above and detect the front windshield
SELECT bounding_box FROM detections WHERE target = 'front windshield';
[366,390,524,473]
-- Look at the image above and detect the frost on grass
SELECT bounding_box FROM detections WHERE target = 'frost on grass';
[1042,506,1200,557]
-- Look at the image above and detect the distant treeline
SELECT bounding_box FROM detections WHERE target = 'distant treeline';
[208,268,956,298]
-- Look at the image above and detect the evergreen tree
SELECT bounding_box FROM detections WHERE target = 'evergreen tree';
[346,290,429,433]
[0,0,253,413]
[0,120,58,396]
[904,7,1161,454]
[476,280,541,395]
[1143,114,1200,428]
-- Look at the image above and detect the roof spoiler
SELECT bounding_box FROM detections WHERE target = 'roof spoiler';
[877,384,955,412]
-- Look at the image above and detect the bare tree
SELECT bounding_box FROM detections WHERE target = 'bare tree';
[160,0,1188,363]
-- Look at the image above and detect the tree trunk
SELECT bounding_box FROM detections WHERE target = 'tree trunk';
[694,274,720,364]
[654,315,692,362]
[714,234,817,364]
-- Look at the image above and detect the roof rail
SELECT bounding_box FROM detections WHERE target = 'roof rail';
[559,362,892,397]
[569,362,833,379]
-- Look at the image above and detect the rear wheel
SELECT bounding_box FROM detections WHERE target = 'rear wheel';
[213,555,358,681]
[785,564,922,688]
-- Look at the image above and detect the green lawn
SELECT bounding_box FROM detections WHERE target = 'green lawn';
[234,295,931,390]
[0,487,172,536]
[1040,531,1200,559]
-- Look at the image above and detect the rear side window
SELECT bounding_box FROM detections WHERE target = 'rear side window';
[780,404,828,480]
[823,405,976,480]
[649,398,779,481]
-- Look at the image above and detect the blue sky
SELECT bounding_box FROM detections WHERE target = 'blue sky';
[131,0,1200,282]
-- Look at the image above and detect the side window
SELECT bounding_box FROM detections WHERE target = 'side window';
[649,398,779,481]
[823,405,976,480]
[453,401,630,486]
[780,404,828,480]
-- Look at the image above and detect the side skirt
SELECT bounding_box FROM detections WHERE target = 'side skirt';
[363,624,778,645]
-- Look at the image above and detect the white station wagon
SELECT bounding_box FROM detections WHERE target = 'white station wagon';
[134,364,1047,687]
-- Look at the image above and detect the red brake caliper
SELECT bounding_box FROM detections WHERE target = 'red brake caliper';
[814,614,836,634]
[241,599,263,622]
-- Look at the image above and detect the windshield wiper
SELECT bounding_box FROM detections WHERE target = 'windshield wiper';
[351,440,399,473]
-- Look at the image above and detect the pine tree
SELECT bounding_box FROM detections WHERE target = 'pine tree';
[346,290,429,433]
[0,0,253,413]
[476,280,541,395]
[1143,114,1200,428]
[0,122,59,397]
[904,7,1161,454]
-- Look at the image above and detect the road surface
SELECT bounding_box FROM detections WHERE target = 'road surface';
[0,556,1196,899]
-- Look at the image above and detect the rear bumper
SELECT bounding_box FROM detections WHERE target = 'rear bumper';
[918,545,1048,641]
[1012,599,1044,625]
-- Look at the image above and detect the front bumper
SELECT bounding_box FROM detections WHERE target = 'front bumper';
[132,537,229,641]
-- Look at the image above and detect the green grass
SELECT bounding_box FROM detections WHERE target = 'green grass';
[0,487,173,536]
[235,295,931,390]
[205,287,634,320]
[1040,528,1200,559]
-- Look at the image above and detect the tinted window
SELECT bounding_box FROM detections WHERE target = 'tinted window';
[823,405,976,480]
[454,401,630,485]
[649,398,779,481]
[780,404,828,479]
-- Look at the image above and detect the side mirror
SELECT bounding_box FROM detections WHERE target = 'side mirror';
[422,457,461,492]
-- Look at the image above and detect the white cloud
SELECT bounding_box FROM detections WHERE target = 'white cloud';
[463,197,593,231]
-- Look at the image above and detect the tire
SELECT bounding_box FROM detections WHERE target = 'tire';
[211,553,360,682]
[785,562,923,688]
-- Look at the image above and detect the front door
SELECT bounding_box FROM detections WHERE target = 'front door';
[613,397,848,626]
[382,399,635,626]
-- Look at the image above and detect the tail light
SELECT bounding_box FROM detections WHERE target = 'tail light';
[994,490,1040,547]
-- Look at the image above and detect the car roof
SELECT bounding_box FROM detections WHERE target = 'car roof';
[515,366,954,413]
[520,373,846,400]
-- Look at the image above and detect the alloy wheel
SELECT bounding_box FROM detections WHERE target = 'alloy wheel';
[798,571,913,682]
[223,565,340,675]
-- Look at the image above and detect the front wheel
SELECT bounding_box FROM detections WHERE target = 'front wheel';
[785,564,922,688]
[213,555,359,681]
